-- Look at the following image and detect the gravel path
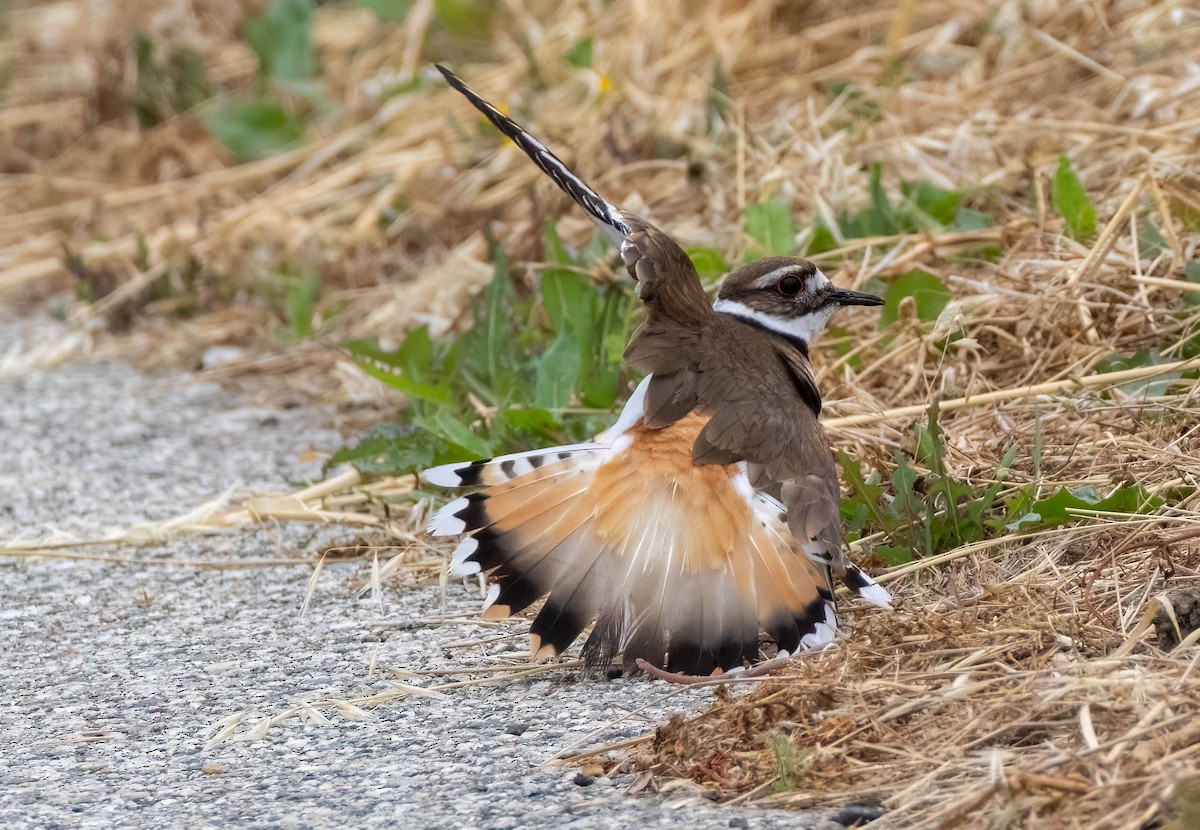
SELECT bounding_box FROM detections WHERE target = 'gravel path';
[0,317,854,829]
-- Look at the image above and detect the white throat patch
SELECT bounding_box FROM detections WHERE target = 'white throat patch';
[712,298,837,346]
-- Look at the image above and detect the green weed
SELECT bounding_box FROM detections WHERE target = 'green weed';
[878,269,952,328]
[1052,155,1097,238]
[332,224,638,476]
[205,102,307,162]
[764,733,807,792]
[805,163,998,258]
[565,37,594,69]
[432,0,496,37]
[204,0,317,161]
[840,402,1165,564]
[745,198,796,258]
[133,33,211,127]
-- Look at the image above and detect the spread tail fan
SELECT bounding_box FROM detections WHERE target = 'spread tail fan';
[424,416,850,674]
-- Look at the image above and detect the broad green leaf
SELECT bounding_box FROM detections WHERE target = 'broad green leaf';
[838,452,897,537]
[1008,485,1164,531]
[953,207,995,231]
[394,325,434,378]
[1096,349,1180,398]
[876,545,914,566]
[578,289,628,408]
[1052,155,1096,238]
[540,269,592,335]
[243,0,315,82]
[329,423,440,475]
[745,198,795,257]
[903,181,962,226]
[434,0,495,36]
[349,359,453,405]
[417,409,491,458]
[687,247,728,280]
[805,224,839,255]
[205,101,306,162]
[534,334,581,408]
[344,339,452,404]
[498,407,561,439]
[1138,221,1168,260]
[879,269,952,327]
[566,37,594,68]
[889,455,922,516]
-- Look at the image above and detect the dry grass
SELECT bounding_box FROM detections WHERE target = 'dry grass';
[4,0,1200,827]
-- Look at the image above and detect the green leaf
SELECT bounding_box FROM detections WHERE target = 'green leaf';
[329,423,440,476]
[838,452,899,537]
[687,247,728,280]
[344,339,453,404]
[953,207,995,231]
[433,0,495,37]
[876,545,914,566]
[707,61,731,131]
[243,0,315,83]
[479,245,513,391]
[284,269,320,338]
[867,162,899,234]
[1138,221,1168,260]
[133,33,212,127]
[1095,349,1181,397]
[1008,485,1164,531]
[879,269,952,327]
[498,407,561,440]
[745,198,795,257]
[417,409,491,458]
[566,36,594,68]
[358,0,414,22]
[903,181,962,226]
[1052,155,1096,238]
[805,224,839,255]
[540,268,592,335]
[395,325,434,378]
[890,455,922,516]
[534,334,581,408]
[205,101,306,162]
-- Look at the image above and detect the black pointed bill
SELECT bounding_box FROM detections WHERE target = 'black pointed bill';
[826,287,884,307]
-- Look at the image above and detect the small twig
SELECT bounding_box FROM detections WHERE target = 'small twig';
[824,354,1200,429]
[634,653,801,685]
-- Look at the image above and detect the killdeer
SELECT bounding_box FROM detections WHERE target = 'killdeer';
[426,66,891,676]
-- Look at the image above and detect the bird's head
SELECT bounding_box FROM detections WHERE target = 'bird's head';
[713,257,883,348]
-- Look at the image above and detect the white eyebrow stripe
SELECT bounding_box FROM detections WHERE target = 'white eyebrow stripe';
[748,265,832,290]
[750,264,807,289]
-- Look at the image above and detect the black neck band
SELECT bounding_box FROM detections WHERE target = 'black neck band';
[718,312,811,359]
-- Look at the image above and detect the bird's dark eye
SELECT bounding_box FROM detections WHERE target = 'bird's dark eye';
[776,274,803,296]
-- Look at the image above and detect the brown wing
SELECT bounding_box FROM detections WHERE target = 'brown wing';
[618,214,712,323]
